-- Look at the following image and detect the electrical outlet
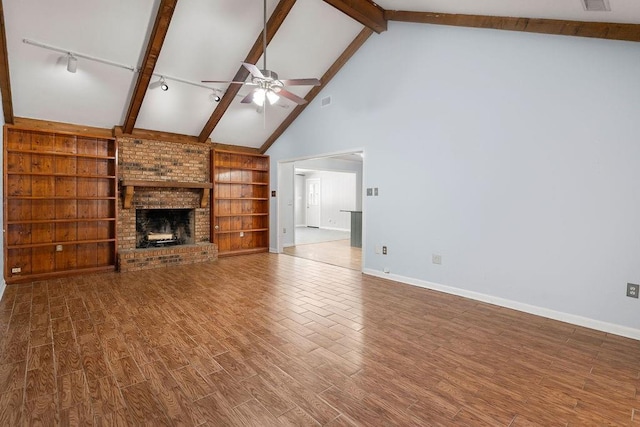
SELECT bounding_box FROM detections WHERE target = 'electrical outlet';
[11,267,21,274]
[56,244,63,252]
[432,254,442,265]
[283,228,286,234]
[240,231,245,237]
[382,246,387,255]
[383,267,390,273]
[627,283,639,298]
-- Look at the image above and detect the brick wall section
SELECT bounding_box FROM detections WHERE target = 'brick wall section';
[117,136,216,271]
[118,243,217,273]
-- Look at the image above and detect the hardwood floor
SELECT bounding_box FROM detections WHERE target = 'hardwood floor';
[284,240,362,271]
[0,253,638,426]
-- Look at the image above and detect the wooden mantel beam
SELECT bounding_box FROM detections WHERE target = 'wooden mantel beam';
[323,0,387,33]
[385,10,640,43]
[122,0,178,134]
[0,1,14,124]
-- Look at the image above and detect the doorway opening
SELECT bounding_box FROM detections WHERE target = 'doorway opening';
[279,151,363,271]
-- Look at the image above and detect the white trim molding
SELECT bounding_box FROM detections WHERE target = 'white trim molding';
[363,268,640,341]
[0,279,6,303]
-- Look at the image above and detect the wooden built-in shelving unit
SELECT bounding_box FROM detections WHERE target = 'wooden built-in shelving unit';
[212,149,269,257]
[4,126,117,283]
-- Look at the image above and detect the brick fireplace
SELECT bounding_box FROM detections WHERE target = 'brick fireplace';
[117,137,217,272]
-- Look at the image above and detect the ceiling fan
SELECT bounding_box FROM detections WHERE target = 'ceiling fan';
[202,0,320,107]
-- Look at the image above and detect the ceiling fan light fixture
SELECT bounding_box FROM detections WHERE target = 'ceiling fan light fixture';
[253,88,266,107]
[266,90,279,105]
[66,54,77,73]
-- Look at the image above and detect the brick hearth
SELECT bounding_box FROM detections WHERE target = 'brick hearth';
[116,137,217,271]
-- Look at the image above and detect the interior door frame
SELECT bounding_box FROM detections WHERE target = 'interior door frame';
[276,148,366,271]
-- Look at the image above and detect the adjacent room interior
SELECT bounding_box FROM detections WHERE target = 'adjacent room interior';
[281,152,363,270]
[0,0,639,425]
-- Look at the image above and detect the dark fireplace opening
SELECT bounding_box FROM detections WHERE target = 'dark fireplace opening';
[136,209,194,248]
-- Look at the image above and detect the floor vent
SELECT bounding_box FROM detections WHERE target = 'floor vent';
[321,96,331,108]
[582,0,611,11]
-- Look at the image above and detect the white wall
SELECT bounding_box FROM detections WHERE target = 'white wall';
[267,22,640,337]
[304,170,356,230]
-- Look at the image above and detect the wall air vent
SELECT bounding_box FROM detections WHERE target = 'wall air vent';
[321,96,332,108]
[582,0,611,11]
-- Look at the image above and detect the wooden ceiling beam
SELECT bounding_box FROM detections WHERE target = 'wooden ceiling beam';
[122,0,178,134]
[259,27,374,154]
[323,0,386,33]
[385,10,640,43]
[198,0,296,143]
[0,1,14,124]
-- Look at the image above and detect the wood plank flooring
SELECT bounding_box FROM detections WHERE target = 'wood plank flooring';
[0,253,639,426]
[284,240,362,271]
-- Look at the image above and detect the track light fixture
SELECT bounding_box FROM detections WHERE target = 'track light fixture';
[213,94,221,102]
[160,77,168,91]
[66,54,77,73]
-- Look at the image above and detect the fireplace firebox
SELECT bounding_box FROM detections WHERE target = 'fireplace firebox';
[136,209,194,248]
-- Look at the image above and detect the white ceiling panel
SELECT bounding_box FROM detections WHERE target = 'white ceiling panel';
[135,0,280,135]
[5,0,157,127]
[375,0,640,24]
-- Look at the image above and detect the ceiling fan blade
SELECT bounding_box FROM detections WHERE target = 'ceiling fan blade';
[242,63,265,79]
[280,78,321,86]
[240,89,257,104]
[277,89,307,105]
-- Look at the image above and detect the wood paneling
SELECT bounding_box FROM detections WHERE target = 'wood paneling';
[0,254,638,424]
[385,10,640,43]
[4,127,117,283]
[212,149,269,256]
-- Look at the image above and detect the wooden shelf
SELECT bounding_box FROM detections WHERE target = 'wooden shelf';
[120,180,213,209]
[215,228,268,234]
[214,166,268,172]
[215,181,269,186]
[215,213,268,217]
[7,196,115,200]
[6,148,115,160]
[8,172,116,179]
[7,238,116,250]
[216,197,268,201]
[217,247,269,258]
[8,218,116,225]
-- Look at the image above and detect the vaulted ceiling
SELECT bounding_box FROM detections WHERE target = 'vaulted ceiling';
[1,0,639,153]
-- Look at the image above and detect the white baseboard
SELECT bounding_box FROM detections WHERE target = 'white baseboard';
[282,243,295,248]
[363,268,640,341]
[269,247,279,254]
[0,279,6,302]
[321,226,350,232]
